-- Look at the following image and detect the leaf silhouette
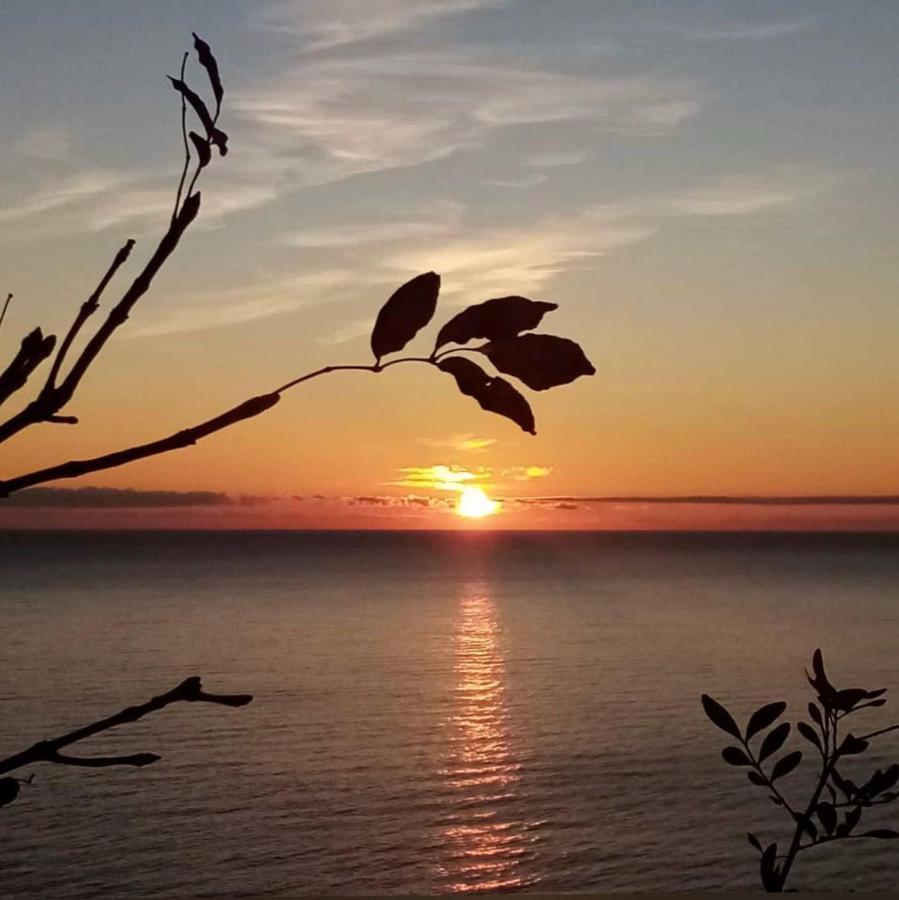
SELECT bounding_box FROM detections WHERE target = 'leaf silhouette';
[167,77,228,156]
[192,32,223,108]
[747,771,766,787]
[701,694,741,739]
[434,296,557,350]
[771,750,802,781]
[0,778,19,808]
[759,722,791,762]
[482,334,595,391]
[747,832,762,853]
[746,701,787,740]
[844,805,862,834]
[371,272,440,362]
[863,830,899,839]
[437,357,536,434]
[188,131,211,168]
[721,746,752,767]
[797,721,822,751]
[816,802,837,835]
[760,843,779,891]
[808,702,823,726]
[835,688,869,712]
[839,734,869,756]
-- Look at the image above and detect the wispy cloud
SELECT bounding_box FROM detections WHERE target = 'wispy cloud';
[418,434,498,452]
[255,0,514,51]
[668,20,817,42]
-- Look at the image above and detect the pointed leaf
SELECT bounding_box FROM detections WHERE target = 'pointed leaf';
[797,721,822,751]
[371,272,439,361]
[188,131,211,168]
[721,746,752,767]
[437,357,536,435]
[701,694,742,739]
[167,77,228,156]
[759,722,791,762]
[435,296,557,350]
[192,32,224,108]
[835,688,869,712]
[747,771,767,787]
[747,832,762,853]
[771,750,803,781]
[863,829,899,839]
[808,702,823,726]
[0,778,20,808]
[482,333,595,391]
[845,806,862,834]
[747,701,787,740]
[794,813,817,840]
[816,802,837,835]
[760,843,779,891]
[839,734,869,756]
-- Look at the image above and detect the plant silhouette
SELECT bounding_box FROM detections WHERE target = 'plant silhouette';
[0,36,594,805]
[702,649,899,892]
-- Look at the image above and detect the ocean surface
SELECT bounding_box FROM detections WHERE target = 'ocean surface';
[1,530,898,895]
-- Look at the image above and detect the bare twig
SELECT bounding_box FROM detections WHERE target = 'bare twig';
[0,676,252,779]
[0,293,12,336]
[43,239,136,392]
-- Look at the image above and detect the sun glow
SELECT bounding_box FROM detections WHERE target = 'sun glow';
[456,486,500,519]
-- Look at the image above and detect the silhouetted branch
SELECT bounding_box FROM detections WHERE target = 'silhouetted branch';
[0,196,200,446]
[0,676,252,784]
[702,651,899,892]
[0,293,12,335]
[43,238,136,393]
[0,328,56,409]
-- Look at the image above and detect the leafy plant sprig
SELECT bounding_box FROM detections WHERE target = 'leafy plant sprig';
[702,650,899,892]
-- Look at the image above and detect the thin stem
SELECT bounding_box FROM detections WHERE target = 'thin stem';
[171,52,190,223]
[740,736,796,818]
[858,723,899,742]
[777,710,840,891]
[0,293,12,336]
[43,239,136,392]
[0,355,438,497]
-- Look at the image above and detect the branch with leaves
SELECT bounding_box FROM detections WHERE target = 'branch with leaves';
[0,37,594,500]
[0,35,595,811]
[0,677,252,810]
[702,650,899,892]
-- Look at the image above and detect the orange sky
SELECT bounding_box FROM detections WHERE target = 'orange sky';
[2,4,898,530]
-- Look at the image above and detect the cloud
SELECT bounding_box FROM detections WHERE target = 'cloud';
[418,434,498,452]
[348,493,452,508]
[232,53,703,194]
[509,495,899,507]
[13,125,73,162]
[503,465,553,480]
[255,0,514,51]
[669,20,816,42]
[525,150,590,169]
[393,464,488,492]
[4,487,235,508]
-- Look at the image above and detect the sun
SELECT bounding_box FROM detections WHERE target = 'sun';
[456,486,500,519]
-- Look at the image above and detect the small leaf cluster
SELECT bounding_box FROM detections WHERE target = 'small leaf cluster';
[369,273,595,434]
[701,649,899,892]
[168,34,228,169]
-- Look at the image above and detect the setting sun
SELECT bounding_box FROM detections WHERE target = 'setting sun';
[456,486,501,519]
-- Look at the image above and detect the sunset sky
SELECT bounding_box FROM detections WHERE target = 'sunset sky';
[1,0,897,529]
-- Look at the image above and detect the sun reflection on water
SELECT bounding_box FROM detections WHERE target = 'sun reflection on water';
[437,584,541,893]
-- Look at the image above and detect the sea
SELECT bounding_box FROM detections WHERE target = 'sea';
[1,530,898,895]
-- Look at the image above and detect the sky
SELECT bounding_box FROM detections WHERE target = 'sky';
[0,0,897,530]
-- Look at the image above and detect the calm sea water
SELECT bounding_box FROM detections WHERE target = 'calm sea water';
[1,530,898,895]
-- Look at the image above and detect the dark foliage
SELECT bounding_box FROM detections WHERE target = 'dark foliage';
[701,650,899,892]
